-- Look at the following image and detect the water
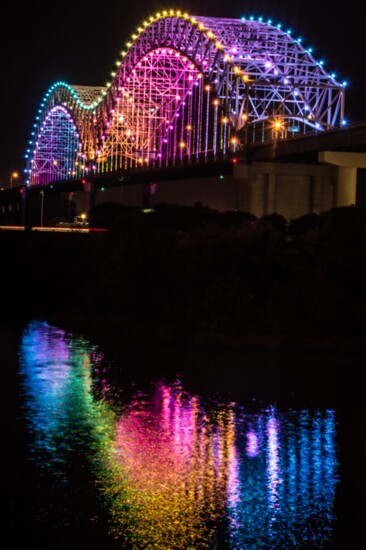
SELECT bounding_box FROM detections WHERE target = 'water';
[2,320,365,549]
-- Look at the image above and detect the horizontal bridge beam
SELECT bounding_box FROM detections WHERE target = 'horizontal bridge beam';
[318,151,366,168]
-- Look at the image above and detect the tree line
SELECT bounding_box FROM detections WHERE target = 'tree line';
[2,202,366,350]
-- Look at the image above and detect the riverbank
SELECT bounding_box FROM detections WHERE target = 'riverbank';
[3,202,366,354]
[47,307,366,356]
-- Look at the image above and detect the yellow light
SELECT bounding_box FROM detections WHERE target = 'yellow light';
[207,31,214,39]
[205,85,211,91]
[231,138,237,144]
[186,125,192,130]
[242,113,248,120]
[179,142,186,148]
[11,171,19,178]
[213,99,219,106]
[222,117,228,124]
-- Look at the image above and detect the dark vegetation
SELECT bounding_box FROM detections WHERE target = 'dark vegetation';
[2,201,366,351]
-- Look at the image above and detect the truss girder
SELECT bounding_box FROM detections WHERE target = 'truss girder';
[29,106,82,186]
[27,14,346,186]
[96,15,344,165]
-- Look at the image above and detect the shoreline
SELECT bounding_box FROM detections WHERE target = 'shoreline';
[46,310,366,356]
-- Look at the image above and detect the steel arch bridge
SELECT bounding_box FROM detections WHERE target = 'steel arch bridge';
[25,10,346,187]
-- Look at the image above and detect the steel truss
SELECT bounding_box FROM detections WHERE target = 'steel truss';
[26,13,346,186]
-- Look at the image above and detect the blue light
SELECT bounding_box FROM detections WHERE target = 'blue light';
[341,119,347,126]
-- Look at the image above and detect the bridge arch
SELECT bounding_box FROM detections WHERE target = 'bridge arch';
[26,82,106,185]
[94,12,345,171]
[28,106,81,186]
[25,11,346,185]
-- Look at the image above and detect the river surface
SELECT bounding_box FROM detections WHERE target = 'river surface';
[1,320,365,549]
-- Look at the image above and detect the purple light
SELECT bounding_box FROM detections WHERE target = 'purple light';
[246,431,259,457]
[27,15,345,185]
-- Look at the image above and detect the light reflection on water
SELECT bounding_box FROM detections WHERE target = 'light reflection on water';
[18,320,339,549]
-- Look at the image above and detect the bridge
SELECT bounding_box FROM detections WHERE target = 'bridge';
[2,11,366,226]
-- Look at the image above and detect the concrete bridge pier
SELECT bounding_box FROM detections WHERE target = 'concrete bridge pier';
[83,181,96,213]
[318,151,366,207]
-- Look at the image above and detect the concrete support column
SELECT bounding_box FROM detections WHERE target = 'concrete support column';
[318,151,366,208]
[309,176,323,213]
[84,181,96,213]
[337,167,357,207]
[235,163,250,212]
[266,173,277,214]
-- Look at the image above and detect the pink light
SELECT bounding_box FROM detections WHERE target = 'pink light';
[246,431,259,457]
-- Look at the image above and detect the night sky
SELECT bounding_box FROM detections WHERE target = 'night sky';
[1,0,365,185]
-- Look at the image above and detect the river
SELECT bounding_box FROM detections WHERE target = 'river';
[2,319,365,549]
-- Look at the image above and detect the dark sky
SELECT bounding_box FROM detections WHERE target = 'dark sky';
[1,0,365,184]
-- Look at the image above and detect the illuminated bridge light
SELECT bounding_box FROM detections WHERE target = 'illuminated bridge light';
[25,12,347,186]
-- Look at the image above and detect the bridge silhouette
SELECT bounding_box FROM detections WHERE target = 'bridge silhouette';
[2,11,366,226]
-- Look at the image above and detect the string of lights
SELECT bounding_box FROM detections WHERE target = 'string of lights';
[25,11,347,187]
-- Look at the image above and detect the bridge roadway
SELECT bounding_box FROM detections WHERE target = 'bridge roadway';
[1,122,366,226]
[246,120,366,162]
